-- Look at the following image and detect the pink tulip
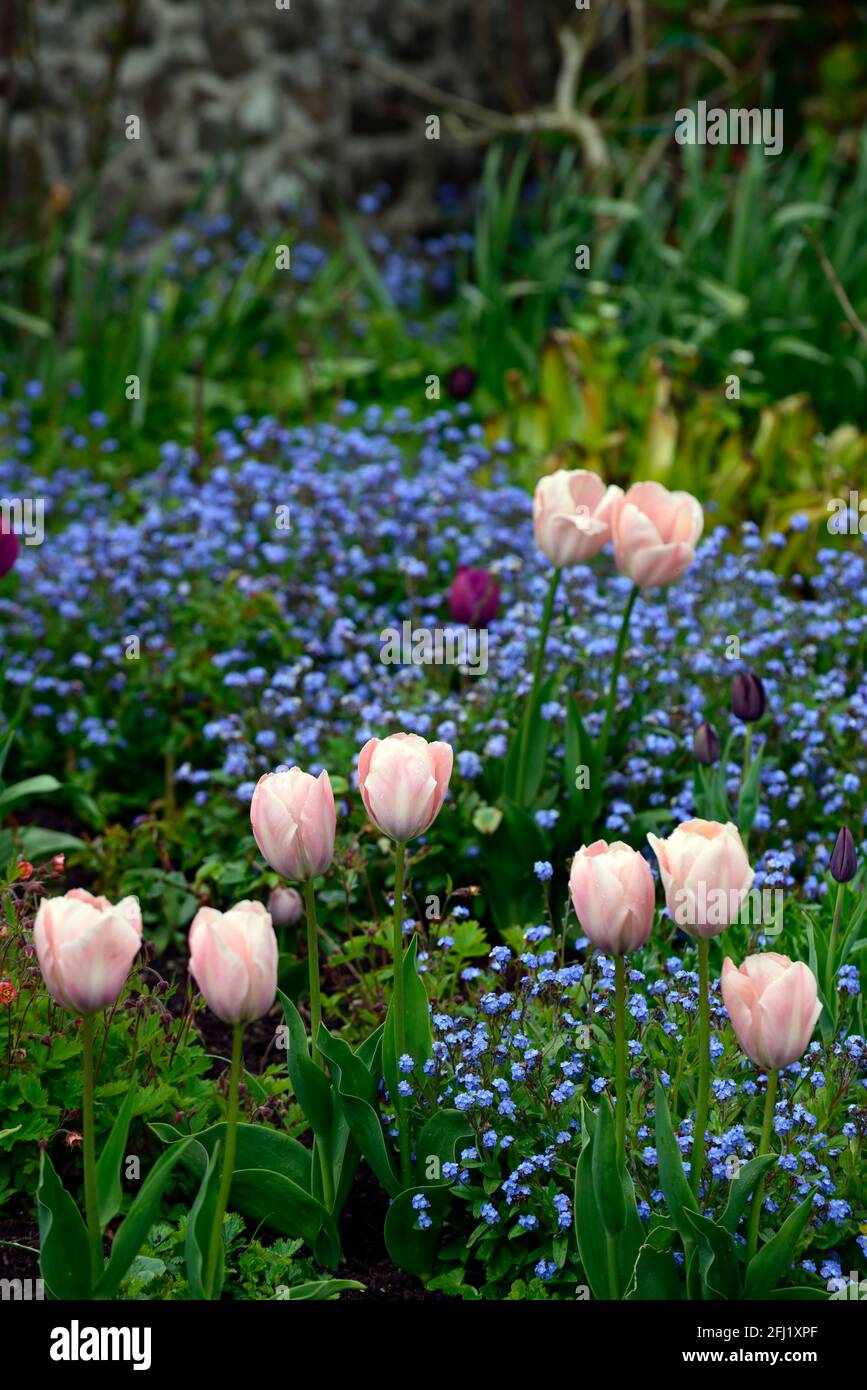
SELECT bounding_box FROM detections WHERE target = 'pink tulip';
[611,482,703,588]
[189,899,278,1025]
[358,733,453,843]
[569,840,656,956]
[533,469,622,569]
[33,889,142,1015]
[250,767,336,882]
[721,953,822,1070]
[647,819,753,939]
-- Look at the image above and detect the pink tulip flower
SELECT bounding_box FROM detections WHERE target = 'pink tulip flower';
[533,469,622,569]
[250,767,336,882]
[721,953,822,1070]
[189,900,278,1025]
[33,889,142,1015]
[611,481,703,588]
[647,819,753,938]
[358,733,453,843]
[569,840,656,956]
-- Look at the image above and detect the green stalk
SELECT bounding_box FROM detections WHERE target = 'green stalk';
[741,725,753,852]
[690,937,710,1199]
[745,1069,778,1264]
[392,842,411,1187]
[205,1022,243,1300]
[826,881,845,1004]
[303,879,324,1068]
[606,1230,620,1300]
[614,954,627,1171]
[598,583,639,771]
[303,878,334,1211]
[81,1013,103,1293]
[515,567,560,807]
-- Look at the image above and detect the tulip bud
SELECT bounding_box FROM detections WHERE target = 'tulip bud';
[569,841,656,957]
[268,885,304,926]
[693,721,720,766]
[721,954,821,1070]
[830,827,857,884]
[448,566,500,625]
[250,767,336,882]
[647,819,753,939]
[189,900,278,1026]
[33,890,142,1015]
[445,365,477,400]
[358,733,453,844]
[732,671,766,722]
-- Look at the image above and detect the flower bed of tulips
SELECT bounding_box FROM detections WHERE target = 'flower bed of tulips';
[0,428,865,1314]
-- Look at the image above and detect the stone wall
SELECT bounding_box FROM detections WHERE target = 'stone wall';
[1,0,567,228]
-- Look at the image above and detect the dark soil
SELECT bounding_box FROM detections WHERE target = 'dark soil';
[0,1215,40,1287]
[337,1164,445,1300]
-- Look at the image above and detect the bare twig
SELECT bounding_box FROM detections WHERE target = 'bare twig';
[805,226,867,351]
[344,23,609,170]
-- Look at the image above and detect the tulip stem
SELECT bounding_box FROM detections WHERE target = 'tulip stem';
[614,954,627,1171]
[741,726,752,851]
[745,1069,778,1264]
[303,879,324,1068]
[302,879,334,1211]
[515,567,560,807]
[606,1230,620,1300]
[393,841,411,1187]
[205,1022,243,1300]
[826,881,845,1004]
[599,584,640,774]
[81,1014,103,1292]
[690,937,710,1199]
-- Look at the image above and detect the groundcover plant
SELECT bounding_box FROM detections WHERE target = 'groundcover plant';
[0,1,865,1344]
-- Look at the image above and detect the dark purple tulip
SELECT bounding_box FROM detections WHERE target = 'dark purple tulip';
[693,720,720,766]
[732,671,766,722]
[0,527,19,577]
[448,566,500,626]
[445,365,477,400]
[830,827,857,884]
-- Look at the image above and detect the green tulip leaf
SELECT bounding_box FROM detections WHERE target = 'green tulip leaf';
[36,1150,92,1300]
[683,1208,740,1300]
[653,1076,699,1244]
[382,935,433,1166]
[744,1189,816,1301]
[96,1134,198,1298]
[383,1184,453,1279]
[96,1076,139,1228]
[592,1095,626,1235]
[317,1026,400,1198]
[720,1153,776,1235]
[185,1139,223,1301]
